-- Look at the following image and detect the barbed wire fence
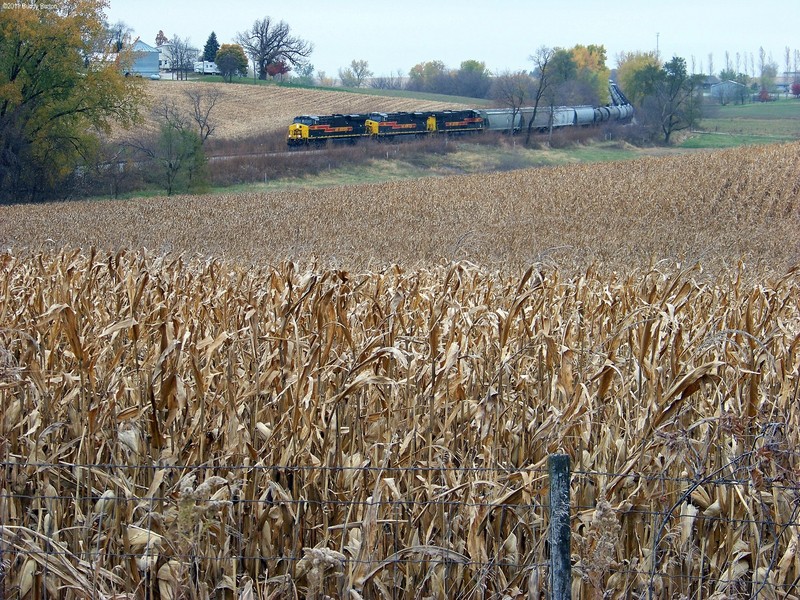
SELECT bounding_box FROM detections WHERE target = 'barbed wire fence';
[3,448,800,599]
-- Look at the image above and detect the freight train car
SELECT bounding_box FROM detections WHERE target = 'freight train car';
[479,105,588,133]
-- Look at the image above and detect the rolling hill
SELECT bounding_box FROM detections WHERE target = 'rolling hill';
[137,79,474,139]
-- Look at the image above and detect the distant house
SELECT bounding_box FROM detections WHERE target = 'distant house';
[157,43,174,71]
[125,39,160,77]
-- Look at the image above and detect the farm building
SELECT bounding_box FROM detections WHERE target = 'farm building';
[710,80,748,104]
[125,39,159,77]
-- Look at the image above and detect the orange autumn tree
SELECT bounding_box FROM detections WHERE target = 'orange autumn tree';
[569,44,611,104]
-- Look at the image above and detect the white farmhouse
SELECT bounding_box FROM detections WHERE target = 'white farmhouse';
[157,42,174,72]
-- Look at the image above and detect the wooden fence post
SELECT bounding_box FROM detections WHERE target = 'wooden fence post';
[549,454,571,599]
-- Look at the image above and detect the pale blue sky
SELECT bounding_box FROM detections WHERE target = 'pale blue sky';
[107,0,798,77]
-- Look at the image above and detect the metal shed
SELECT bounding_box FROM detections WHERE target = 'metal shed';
[127,40,160,77]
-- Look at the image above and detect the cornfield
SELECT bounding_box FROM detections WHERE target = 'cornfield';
[3,143,798,274]
[136,80,472,139]
[1,142,799,598]
[1,250,799,598]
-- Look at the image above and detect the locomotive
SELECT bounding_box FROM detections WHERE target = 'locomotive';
[287,81,632,147]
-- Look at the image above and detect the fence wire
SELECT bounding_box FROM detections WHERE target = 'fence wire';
[2,458,800,599]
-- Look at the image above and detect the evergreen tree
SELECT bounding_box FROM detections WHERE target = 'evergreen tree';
[203,31,220,62]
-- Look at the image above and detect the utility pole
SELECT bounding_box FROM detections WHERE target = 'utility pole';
[656,32,660,61]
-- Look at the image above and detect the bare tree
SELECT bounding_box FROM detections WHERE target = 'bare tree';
[794,49,800,82]
[170,35,198,80]
[339,59,373,88]
[107,20,133,52]
[490,70,533,142]
[84,19,129,64]
[186,87,221,144]
[525,46,557,145]
[127,100,207,195]
[89,140,137,199]
[235,17,312,80]
[371,70,405,90]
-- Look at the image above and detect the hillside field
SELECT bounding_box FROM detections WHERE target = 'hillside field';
[135,79,473,139]
[3,142,798,274]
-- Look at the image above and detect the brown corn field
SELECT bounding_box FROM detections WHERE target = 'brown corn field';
[131,80,472,140]
[1,142,800,599]
[2,143,799,274]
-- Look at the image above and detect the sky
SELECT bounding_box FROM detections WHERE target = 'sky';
[106,0,799,77]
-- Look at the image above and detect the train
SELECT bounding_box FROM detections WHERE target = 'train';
[287,81,633,147]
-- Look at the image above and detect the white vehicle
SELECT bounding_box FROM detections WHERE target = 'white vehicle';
[193,61,220,75]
